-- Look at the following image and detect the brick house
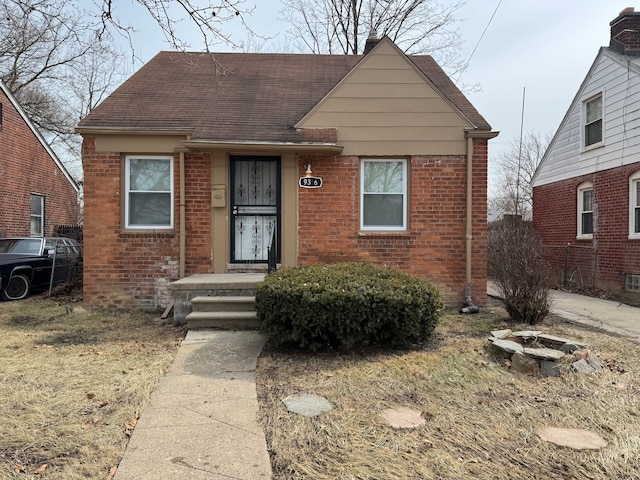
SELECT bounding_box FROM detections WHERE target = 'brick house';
[532,8,640,304]
[77,37,497,311]
[0,80,79,238]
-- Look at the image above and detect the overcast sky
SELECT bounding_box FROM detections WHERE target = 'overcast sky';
[121,1,638,187]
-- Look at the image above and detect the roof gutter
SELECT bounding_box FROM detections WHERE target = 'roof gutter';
[462,130,499,314]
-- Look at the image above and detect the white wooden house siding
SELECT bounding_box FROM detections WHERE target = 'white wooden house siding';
[533,48,640,187]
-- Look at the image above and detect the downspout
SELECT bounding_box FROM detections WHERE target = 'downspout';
[179,151,186,278]
[461,135,479,314]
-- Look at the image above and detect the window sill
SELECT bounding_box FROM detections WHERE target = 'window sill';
[576,234,593,241]
[628,234,640,240]
[359,230,411,237]
[581,141,604,153]
[121,228,175,236]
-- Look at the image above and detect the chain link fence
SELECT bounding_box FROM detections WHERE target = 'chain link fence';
[542,243,597,289]
[49,226,83,295]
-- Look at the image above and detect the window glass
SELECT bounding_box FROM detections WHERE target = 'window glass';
[581,189,593,235]
[126,156,173,228]
[632,175,640,236]
[584,95,602,147]
[361,160,406,230]
[30,194,44,237]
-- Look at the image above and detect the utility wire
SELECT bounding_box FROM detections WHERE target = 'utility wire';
[456,0,503,84]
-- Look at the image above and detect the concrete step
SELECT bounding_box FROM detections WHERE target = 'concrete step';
[186,311,259,330]
[190,296,256,313]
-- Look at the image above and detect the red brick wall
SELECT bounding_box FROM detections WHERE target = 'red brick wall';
[82,139,212,308]
[0,90,78,237]
[533,163,640,300]
[83,137,489,309]
[297,139,489,306]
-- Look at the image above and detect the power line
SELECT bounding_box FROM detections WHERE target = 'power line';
[456,0,503,84]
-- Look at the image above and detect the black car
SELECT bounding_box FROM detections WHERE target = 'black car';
[0,237,82,301]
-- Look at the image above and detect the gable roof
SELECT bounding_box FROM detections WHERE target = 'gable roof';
[0,80,79,191]
[78,44,491,144]
[532,46,640,186]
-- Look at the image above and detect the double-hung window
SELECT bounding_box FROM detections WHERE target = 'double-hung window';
[583,94,603,148]
[360,159,407,230]
[577,182,594,239]
[630,171,640,239]
[125,155,173,229]
[30,194,44,237]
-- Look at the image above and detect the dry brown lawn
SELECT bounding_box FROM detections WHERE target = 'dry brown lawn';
[256,300,640,479]
[0,295,185,479]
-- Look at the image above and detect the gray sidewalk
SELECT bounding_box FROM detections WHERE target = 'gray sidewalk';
[113,330,272,480]
[488,282,640,341]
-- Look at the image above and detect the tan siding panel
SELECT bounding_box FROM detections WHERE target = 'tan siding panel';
[341,140,466,156]
[306,111,467,127]
[95,135,185,152]
[337,126,466,142]
[332,83,440,98]
[305,97,461,116]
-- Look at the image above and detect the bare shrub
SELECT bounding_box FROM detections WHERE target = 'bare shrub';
[488,219,552,325]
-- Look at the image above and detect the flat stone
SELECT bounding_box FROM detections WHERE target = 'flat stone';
[538,333,587,349]
[560,343,580,354]
[283,394,333,417]
[511,330,541,339]
[523,347,565,361]
[490,339,524,354]
[490,329,512,339]
[572,359,597,375]
[541,360,568,378]
[537,427,607,450]
[510,351,540,376]
[587,352,605,371]
[380,407,427,429]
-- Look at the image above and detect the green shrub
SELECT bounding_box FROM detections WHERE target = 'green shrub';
[255,262,443,351]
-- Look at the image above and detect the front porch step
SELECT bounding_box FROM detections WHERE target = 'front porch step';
[186,311,259,330]
[171,273,265,326]
[191,296,256,313]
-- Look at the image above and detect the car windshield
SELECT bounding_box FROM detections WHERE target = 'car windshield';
[0,239,42,254]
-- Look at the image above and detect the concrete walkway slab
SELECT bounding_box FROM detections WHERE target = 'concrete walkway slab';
[488,282,640,341]
[113,330,271,480]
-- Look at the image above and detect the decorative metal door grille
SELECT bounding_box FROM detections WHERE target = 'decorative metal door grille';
[230,156,280,263]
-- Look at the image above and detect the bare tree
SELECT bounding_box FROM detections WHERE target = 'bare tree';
[280,0,465,73]
[1,0,259,179]
[491,132,551,221]
[96,0,256,54]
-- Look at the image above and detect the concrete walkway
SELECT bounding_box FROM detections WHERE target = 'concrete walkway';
[113,330,271,480]
[488,282,640,341]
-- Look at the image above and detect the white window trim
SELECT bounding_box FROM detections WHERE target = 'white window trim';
[360,158,407,231]
[125,155,174,229]
[30,194,44,237]
[630,171,640,240]
[577,181,594,240]
[581,92,604,151]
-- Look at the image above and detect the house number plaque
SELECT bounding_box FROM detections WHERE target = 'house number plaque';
[299,176,323,188]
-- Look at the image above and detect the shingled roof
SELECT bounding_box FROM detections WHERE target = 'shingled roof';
[78,49,491,143]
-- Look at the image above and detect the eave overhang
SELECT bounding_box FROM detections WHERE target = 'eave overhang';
[465,129,500,140]
[181,140,343,154]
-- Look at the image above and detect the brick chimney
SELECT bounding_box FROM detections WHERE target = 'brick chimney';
[363,32,381,55]
[610,7,640,56]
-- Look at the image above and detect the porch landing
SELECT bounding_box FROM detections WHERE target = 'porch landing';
[171,273,266,328]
